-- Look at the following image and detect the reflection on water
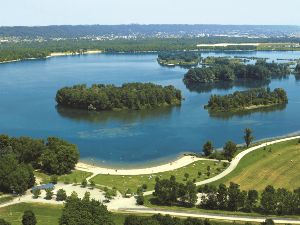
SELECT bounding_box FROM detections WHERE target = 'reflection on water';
[185,79,270,93]
[209,104,287,120]
[56,105,179,124]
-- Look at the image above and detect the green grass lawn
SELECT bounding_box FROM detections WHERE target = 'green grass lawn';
[0,203,257,225]
[0,203,127,225]
[0,195,14,204]
[211,139,300,191]
[91,160,228,194]
[34,170,92,184]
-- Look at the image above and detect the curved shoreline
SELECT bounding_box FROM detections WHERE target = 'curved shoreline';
[76,156,223,176]
[76,135,300,179]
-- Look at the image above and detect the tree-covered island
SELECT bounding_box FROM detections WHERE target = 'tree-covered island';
[56,83,182,111]
[157,51,201,67]
[183,58,290,86]
[205,88,288,113]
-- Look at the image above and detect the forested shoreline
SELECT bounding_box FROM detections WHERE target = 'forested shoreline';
[56,83,182,111]
[1,37,300,63]
[205,88,288,113]
[183,58,291,86]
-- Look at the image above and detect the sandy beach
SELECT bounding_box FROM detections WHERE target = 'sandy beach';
[197,43,261,47]
[76,156,222,176]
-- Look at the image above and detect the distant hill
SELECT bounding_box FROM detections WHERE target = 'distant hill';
[0,24,300,39]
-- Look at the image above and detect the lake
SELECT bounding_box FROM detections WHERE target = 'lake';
[0,51,300,167]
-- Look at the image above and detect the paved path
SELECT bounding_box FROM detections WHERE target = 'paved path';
[121,208,300,224]
[195,135,300,186]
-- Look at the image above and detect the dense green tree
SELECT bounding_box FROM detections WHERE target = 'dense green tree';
[0,154,35,194]
[56,83,182,111]
[244,128,254,148]
[56,189,67,201]
[216,184,228,210]
[41,137,79,175]
[32,189,41,199]
[45,189,53,200]
[223,141,237,161]
[203,141,214,156]
[261,185,278,214]
[59,194,114,225]
[184,59,290,86]
[205,88,288,113]
[22,210,36,225]
[227,182,245,211]
[245,189,259,212]
[136,195,145,205]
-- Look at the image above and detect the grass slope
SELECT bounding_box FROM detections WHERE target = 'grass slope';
[212,139,300,191]
[34,170,92,184]
[91,160,228,194]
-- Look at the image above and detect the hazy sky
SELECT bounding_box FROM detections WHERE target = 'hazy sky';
[1,0,300,26]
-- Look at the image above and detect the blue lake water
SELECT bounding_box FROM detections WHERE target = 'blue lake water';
[0,51,300,166]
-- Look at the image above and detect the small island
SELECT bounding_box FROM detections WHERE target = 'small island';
[183,58,290,85]
[56,82,182,111]
[205,88,288,113]
[157,51,201,67]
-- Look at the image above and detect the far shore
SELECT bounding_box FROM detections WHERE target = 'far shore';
[0,50,102,64]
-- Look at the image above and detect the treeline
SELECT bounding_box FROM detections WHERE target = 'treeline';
[152,175,300,216]
[199,183,300,216]
[157,51,200,66]
[183,58,291,85]
[205,88,288,113]
[0,135,79,194]
[153,176,198,206]
[1,37,300,63]
[56,83,182,111]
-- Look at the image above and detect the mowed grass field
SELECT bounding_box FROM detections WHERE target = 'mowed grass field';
[0,203,128,225]
[0,203,254,225]
[34,170,92,184]
[213,139,300,191]
[91,160,228,194]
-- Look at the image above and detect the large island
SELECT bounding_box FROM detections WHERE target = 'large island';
[56,82,182,111]
[205,87,288,113]
[183,58,290,86]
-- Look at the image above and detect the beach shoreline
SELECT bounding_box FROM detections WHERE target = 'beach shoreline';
[76,132,300,176]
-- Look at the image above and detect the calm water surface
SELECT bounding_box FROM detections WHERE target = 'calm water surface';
[0,51,300,166]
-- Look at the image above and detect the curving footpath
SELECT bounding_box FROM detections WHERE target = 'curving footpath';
[195,135,300,186]
[120,208,300,224]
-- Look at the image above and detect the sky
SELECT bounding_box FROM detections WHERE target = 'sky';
[1,0,300,26]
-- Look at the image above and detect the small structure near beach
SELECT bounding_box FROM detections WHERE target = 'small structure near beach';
[31,183,55,192]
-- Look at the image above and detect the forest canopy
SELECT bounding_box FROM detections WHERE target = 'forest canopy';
[56,83,182,111]
[205,88,288,113]
[183,58,291,86]
[0,135,79,194]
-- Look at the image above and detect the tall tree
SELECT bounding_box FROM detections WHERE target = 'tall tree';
[244,128,254,148]
[223,141,237,161]
[22,210,37,225]
[203,141,214,156]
